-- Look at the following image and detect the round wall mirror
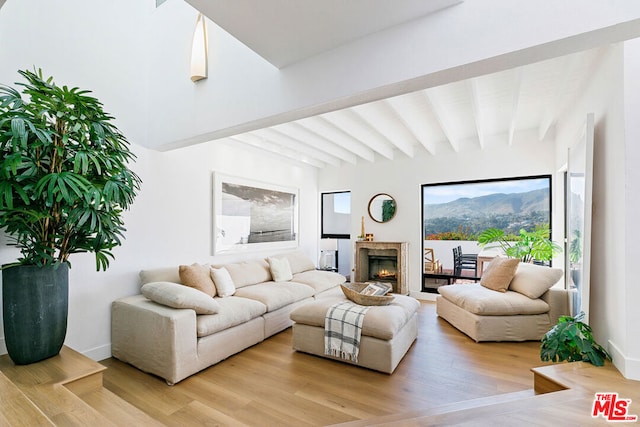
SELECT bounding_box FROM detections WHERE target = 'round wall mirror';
[368,193,397,223]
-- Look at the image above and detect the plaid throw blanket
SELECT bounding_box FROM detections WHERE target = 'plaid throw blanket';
[325,301,370,362]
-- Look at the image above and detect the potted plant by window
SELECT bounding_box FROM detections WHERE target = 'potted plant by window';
[540,312,611,366]
[0,69,141,364]
[477,226,562,263]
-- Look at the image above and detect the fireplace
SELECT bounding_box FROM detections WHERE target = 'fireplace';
[354,241,408,294]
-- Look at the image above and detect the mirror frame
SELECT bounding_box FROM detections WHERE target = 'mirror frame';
[367,193,397,223]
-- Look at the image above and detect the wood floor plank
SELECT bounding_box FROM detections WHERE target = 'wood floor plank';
[101,301,556,426]
[0,371,54,426]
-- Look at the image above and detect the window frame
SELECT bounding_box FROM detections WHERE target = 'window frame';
[321,191,351,239]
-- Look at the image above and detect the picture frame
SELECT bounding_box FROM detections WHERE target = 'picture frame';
[361,282,391,296]
[212,173,299,255]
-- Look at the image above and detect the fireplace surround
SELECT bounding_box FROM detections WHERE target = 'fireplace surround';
[354,241,408,294]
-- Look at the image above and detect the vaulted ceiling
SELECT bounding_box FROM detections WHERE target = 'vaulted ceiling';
[220,47,605,169]
[187,1,608,169]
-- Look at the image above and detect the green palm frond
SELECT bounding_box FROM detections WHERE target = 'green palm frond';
[0,68,141,271]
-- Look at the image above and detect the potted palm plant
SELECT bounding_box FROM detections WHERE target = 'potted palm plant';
[0,69,141,364]
[477,225,562,263]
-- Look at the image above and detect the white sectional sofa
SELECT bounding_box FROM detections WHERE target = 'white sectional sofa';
[111,251,345,385]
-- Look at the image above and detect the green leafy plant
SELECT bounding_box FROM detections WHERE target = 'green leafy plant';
[540,312,611,366]
[569,229,582,264]
[477,225,561,262]
[0,69,141,270]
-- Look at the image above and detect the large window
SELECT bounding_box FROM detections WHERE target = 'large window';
[321,191,351,239]
[422,175,552,241]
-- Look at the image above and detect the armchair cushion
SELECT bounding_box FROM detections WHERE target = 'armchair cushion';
[438,283,549,315]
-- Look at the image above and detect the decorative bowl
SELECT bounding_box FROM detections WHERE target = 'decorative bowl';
[340,282,395,306]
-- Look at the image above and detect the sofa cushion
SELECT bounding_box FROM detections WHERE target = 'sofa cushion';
[141,281,220,314]
[222,259,272,288]
[210,267,236,297]
[291,270,345,294]
[139,267,180,286]
[279,251,316,274]
[196,297,267,337]
[438,283,550,316]
[233,282,315,312]
[179,263,216,297]
[267,257,293,282]
[290,294,420,340]
[509,262,563,299]
[480,257,520,292]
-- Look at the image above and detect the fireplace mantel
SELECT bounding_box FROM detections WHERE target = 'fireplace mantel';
[354,241,408,295]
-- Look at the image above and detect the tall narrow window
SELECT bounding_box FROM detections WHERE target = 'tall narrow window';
[321,191,350,238]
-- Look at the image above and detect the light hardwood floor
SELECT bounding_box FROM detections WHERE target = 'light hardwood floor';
[100,301,554,426]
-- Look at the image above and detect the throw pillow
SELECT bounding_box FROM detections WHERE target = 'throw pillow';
[179,263,217,297]
[480,257,520,292]
[141,281,220,314]
[211,267,236,297]
[267,257,293,282]
[509,262,563,299]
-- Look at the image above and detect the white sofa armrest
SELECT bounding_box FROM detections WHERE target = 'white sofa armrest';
[111,295,198,385]
[541,288,569,326]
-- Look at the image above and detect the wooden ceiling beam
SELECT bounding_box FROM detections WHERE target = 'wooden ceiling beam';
[227,136,326,168]
[273,122,358,165]
[322,110,395,160]
[508,68,523,146]
[386,93,438,155]
[249,128,342,167]
[352,102,415,158]
[423,89,460,152]
[297,116,376,163]
[467,78,485,149]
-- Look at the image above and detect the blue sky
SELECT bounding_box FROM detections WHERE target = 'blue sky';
[333,192,351,214]
[423,177,549,205]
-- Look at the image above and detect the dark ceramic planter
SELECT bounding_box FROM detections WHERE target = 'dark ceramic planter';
[2,264,69,365]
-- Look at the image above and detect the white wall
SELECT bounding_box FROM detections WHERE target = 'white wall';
[319,130,557,298]
[554,42,640,380]
[0,0,150,146]
[622,38,640,381]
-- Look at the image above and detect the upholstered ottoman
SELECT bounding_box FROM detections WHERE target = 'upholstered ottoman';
[289,288,420,373]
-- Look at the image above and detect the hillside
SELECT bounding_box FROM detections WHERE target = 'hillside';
[423,188,549,236]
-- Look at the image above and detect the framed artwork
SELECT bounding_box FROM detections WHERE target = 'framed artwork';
[212,173,299,255]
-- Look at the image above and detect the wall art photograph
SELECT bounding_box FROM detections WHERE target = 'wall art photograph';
[422,175,552,241]
[213,173,298,254]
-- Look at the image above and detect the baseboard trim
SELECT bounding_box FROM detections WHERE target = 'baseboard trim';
[82,344,112,362]
[608,339,640,380]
